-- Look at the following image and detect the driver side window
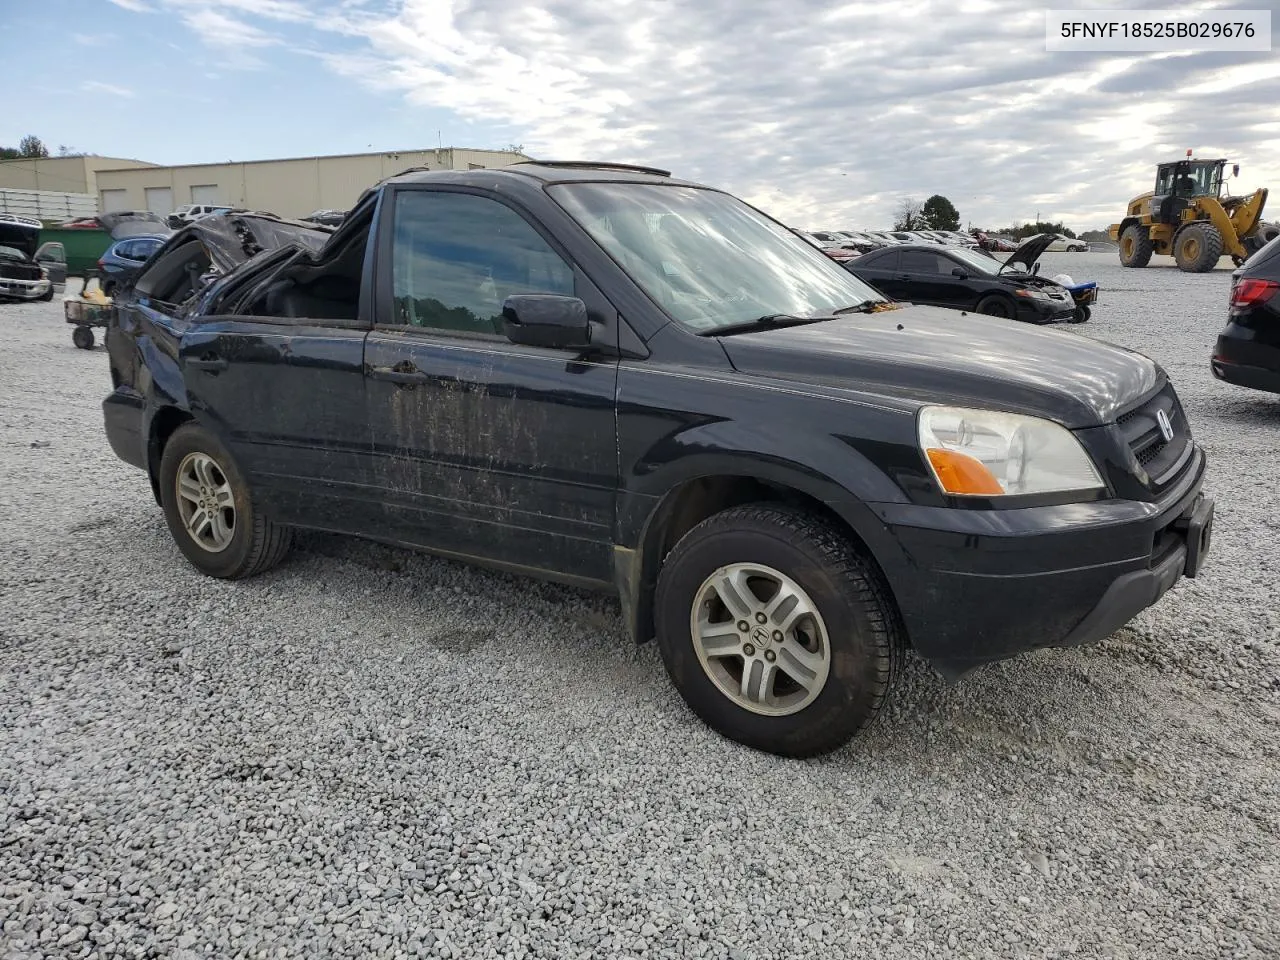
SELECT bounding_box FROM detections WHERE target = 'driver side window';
[900,250,946,274]
[389,191,575,335]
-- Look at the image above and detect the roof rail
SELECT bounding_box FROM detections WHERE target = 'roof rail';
[512,160,672,177]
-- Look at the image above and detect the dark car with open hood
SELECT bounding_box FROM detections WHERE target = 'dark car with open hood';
[0,214,66,302]
[1212,232,1280,395]
[102,162,1214,757]
[845,233,1085,323]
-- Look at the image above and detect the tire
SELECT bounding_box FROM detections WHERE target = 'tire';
[975,294,1015,319]
[72,326,95,350]
[158,423,291,579]
[1243,222,1280,258]
[653,503,903,758]
[1070,305,1091,324]
[1173,223,1223,273]
[39,286,54,302]
[1119,224,1153,267]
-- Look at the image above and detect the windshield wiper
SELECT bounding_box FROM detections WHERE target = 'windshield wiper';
[702,313,835,336]
[832,300,891,314]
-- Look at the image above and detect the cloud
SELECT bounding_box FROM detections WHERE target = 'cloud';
[81,81,136,98]
[180,8,280,47]
[136,0,1280,230]
[107,0,153,11]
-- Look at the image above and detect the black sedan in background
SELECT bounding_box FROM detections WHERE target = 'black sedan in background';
[845,234,1079,324]
[97,235,168,296]
[1212,234,1280,394]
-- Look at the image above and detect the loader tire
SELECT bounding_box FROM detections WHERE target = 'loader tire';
[1119,225,1152,268]
[1173,223,1223,273]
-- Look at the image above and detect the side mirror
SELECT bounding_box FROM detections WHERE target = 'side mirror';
[1233,164,1240,178]
[502,294,592,349]
[951,267,968,279]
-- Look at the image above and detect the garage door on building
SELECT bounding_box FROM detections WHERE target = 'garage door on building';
[144,187,173,216]
[100,188,128,213]
[190,184,222,205]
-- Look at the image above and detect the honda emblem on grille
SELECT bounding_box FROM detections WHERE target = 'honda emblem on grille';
[1156,409,1174,443]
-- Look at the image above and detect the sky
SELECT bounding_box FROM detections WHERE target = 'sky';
[2,0,1277,231]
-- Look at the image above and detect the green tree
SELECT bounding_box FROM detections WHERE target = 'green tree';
[18,135,49,158]
[919,194,961,231]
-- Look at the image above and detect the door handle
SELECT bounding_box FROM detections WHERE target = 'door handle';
[188,356,228,371]
[369,364,430,386]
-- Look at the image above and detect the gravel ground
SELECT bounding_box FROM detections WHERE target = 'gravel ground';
[1,256,1278,960]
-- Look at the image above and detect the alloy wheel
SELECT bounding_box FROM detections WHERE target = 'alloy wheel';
[690,563,832,716]
[174,452,236,552]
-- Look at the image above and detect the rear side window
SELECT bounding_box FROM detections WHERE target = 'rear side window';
[389,191,574,335]
[859,249,898,270]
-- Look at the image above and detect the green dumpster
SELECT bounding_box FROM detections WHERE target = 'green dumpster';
[37,228,113,277]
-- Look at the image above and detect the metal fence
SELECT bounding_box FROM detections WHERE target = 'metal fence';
[0,188,97,222]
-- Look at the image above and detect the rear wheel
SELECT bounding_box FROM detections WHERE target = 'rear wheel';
[654,504,903,758]
[158,423,291,579]
[71,326,95,349]
[1243,222,1280,258]
[1173,223,1223,273]
[975,295,1014,319]
[1119,225,1153,267]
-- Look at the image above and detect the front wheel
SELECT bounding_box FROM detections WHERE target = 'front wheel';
[71,325,95,349]
[158,423,292,579]
[975,294,1014,319]
[654,504,903,757]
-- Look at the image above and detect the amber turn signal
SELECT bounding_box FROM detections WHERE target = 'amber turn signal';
[925,449,1004,496]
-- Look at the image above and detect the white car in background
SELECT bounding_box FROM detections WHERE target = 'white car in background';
[1046,234,1089,252]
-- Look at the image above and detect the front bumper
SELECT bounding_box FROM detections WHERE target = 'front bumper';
[0,276,51,301]
[1016,296,1076,324]
[863,443,1211,679]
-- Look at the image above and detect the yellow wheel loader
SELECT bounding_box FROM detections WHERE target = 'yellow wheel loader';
[1108,156,1275,273]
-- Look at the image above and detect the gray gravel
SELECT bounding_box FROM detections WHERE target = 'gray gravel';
[2,256,1278,960]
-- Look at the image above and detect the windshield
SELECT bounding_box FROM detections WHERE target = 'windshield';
[947,247,1001,275]
[550,183,883,333]
[0,245,28,261]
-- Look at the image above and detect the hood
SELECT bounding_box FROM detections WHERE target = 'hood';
[0,215,41,259]
[97,210,174,240]
[1000,233,1055,274]
[181,212,333,272]
[717,305,1160,428]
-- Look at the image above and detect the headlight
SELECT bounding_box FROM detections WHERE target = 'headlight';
[1013,288,1048,299]
[39,267,49,279]
[918,406,1104,497]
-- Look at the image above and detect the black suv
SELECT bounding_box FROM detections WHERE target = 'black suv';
[102,162,1214,757]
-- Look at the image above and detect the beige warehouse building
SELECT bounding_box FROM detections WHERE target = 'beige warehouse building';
[0,155,158,196]
[92,147,530,218]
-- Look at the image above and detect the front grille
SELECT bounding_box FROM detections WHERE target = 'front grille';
[1115,382,1191,484]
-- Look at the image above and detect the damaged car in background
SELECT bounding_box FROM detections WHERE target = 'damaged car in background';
[104,162,1212,758]
[0,214,66,302]
[846,233,1095,323]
